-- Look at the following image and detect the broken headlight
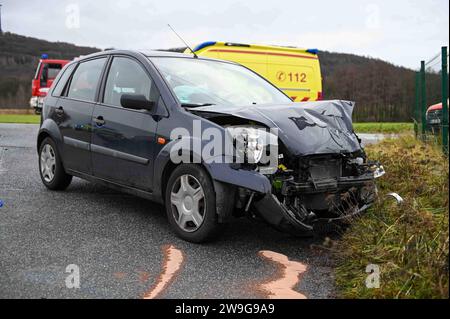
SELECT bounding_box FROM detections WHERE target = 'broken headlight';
[226,126,278,166]
[236,128,264,164]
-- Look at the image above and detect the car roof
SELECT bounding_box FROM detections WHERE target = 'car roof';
[144,50,193,57]
[71,49,238,65]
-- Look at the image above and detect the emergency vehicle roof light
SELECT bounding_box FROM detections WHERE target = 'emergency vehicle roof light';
[192,41,216,52]
[41,54,48,59]
[306,49,319,55]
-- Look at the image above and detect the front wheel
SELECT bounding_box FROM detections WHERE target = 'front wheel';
[165,164,221,243]
[38,137,72,190]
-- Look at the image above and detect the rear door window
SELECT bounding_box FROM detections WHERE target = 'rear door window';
[67,57,107,102]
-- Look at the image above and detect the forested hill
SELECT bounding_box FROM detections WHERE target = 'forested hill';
[319,51,418,122]
[0,32,100,108]
[0,32,440,121]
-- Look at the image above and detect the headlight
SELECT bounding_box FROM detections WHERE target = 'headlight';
[225,126,278,167]
[238,128,264,164]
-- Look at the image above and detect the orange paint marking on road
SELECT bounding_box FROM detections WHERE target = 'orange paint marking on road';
[258,250,307,299]
[113,272,126,280]
[138,271,151,283]
[143,245,185,299]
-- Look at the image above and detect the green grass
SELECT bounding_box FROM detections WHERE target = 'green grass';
[0,114,40,124]
[334,136,449,298]
[353,122,413,134]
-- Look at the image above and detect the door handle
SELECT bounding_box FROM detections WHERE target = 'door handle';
[55,106,64,115]
[94,116,105,126]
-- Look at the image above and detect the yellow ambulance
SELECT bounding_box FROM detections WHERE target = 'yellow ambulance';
[185,42,323,102]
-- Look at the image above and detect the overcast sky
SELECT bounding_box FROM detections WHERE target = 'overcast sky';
[1,0,448,69]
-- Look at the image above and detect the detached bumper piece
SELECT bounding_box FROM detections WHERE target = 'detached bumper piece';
[253,194,314,236]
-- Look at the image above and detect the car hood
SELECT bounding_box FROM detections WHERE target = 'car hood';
[191,100,362,156]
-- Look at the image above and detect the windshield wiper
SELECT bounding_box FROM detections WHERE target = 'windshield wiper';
[181,103,216,108]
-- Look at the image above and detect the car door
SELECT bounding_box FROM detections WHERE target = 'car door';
[91,56,161,191]
[54,57,107,175]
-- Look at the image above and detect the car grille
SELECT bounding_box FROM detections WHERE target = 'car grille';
[299,157,342,182]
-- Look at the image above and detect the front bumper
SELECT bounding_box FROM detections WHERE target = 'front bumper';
[251,163,383,235]
[253,192,374,235]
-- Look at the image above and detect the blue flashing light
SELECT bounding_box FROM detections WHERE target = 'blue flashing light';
[41,53,49,59]
[192,41,216,52]
[306,48,319,55]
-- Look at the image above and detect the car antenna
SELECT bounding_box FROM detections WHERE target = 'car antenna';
[167,24,198,58]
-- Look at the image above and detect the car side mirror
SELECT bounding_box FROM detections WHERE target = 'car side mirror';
[120,94,155,111]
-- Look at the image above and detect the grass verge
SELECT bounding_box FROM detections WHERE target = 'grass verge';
[353,122,413,134]
[0,114,40,124]
[334,136,449,298]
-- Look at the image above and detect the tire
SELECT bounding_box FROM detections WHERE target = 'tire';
[165,164,221,243]
[38,137,72,190]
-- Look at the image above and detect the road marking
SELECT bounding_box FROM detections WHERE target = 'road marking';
[143,245,184,299]
[258,250,307,299]
[138,271,151,283]
[113,272,126,280]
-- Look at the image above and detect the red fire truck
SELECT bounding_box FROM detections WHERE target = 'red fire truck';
[30,54,69,113]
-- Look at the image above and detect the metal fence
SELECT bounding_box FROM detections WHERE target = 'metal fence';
[414,46,449,155]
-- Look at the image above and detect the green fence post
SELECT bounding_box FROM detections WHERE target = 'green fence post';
[442,46,448,155]
[420,61,427,139]
[414,71,420,138]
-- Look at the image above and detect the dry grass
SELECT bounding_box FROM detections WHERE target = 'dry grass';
[334,136,449,298]
[0,108,35,115]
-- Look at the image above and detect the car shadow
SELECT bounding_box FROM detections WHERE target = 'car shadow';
[65,178,334,251]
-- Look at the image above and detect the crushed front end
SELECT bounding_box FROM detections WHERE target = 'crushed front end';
[190,100,385,235]
[253,149,384,235]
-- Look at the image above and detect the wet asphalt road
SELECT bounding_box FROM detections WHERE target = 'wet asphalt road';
[0,124,381,299]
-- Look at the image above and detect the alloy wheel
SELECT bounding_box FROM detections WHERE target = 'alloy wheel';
[170,174,206,232]
[40,144,56,183]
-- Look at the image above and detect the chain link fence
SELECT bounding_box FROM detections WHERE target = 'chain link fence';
[414,46,449,155]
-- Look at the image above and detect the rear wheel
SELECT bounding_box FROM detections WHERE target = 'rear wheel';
[38,137,72,190]
[165,164,221,243]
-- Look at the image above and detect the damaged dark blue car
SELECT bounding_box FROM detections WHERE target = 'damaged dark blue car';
[37,50,384,243]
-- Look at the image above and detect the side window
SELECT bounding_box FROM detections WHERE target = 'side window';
[103,57,158,107]
[67,58,106,102]
[52,63,76,97]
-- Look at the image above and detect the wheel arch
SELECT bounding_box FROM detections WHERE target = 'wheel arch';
[37,119,63,154]
[158,155,237,224]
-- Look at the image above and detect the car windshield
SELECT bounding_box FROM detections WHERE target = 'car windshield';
[150,57,291,106]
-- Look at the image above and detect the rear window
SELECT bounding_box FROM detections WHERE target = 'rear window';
[67,58,106,102]
[52,63,76,97]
